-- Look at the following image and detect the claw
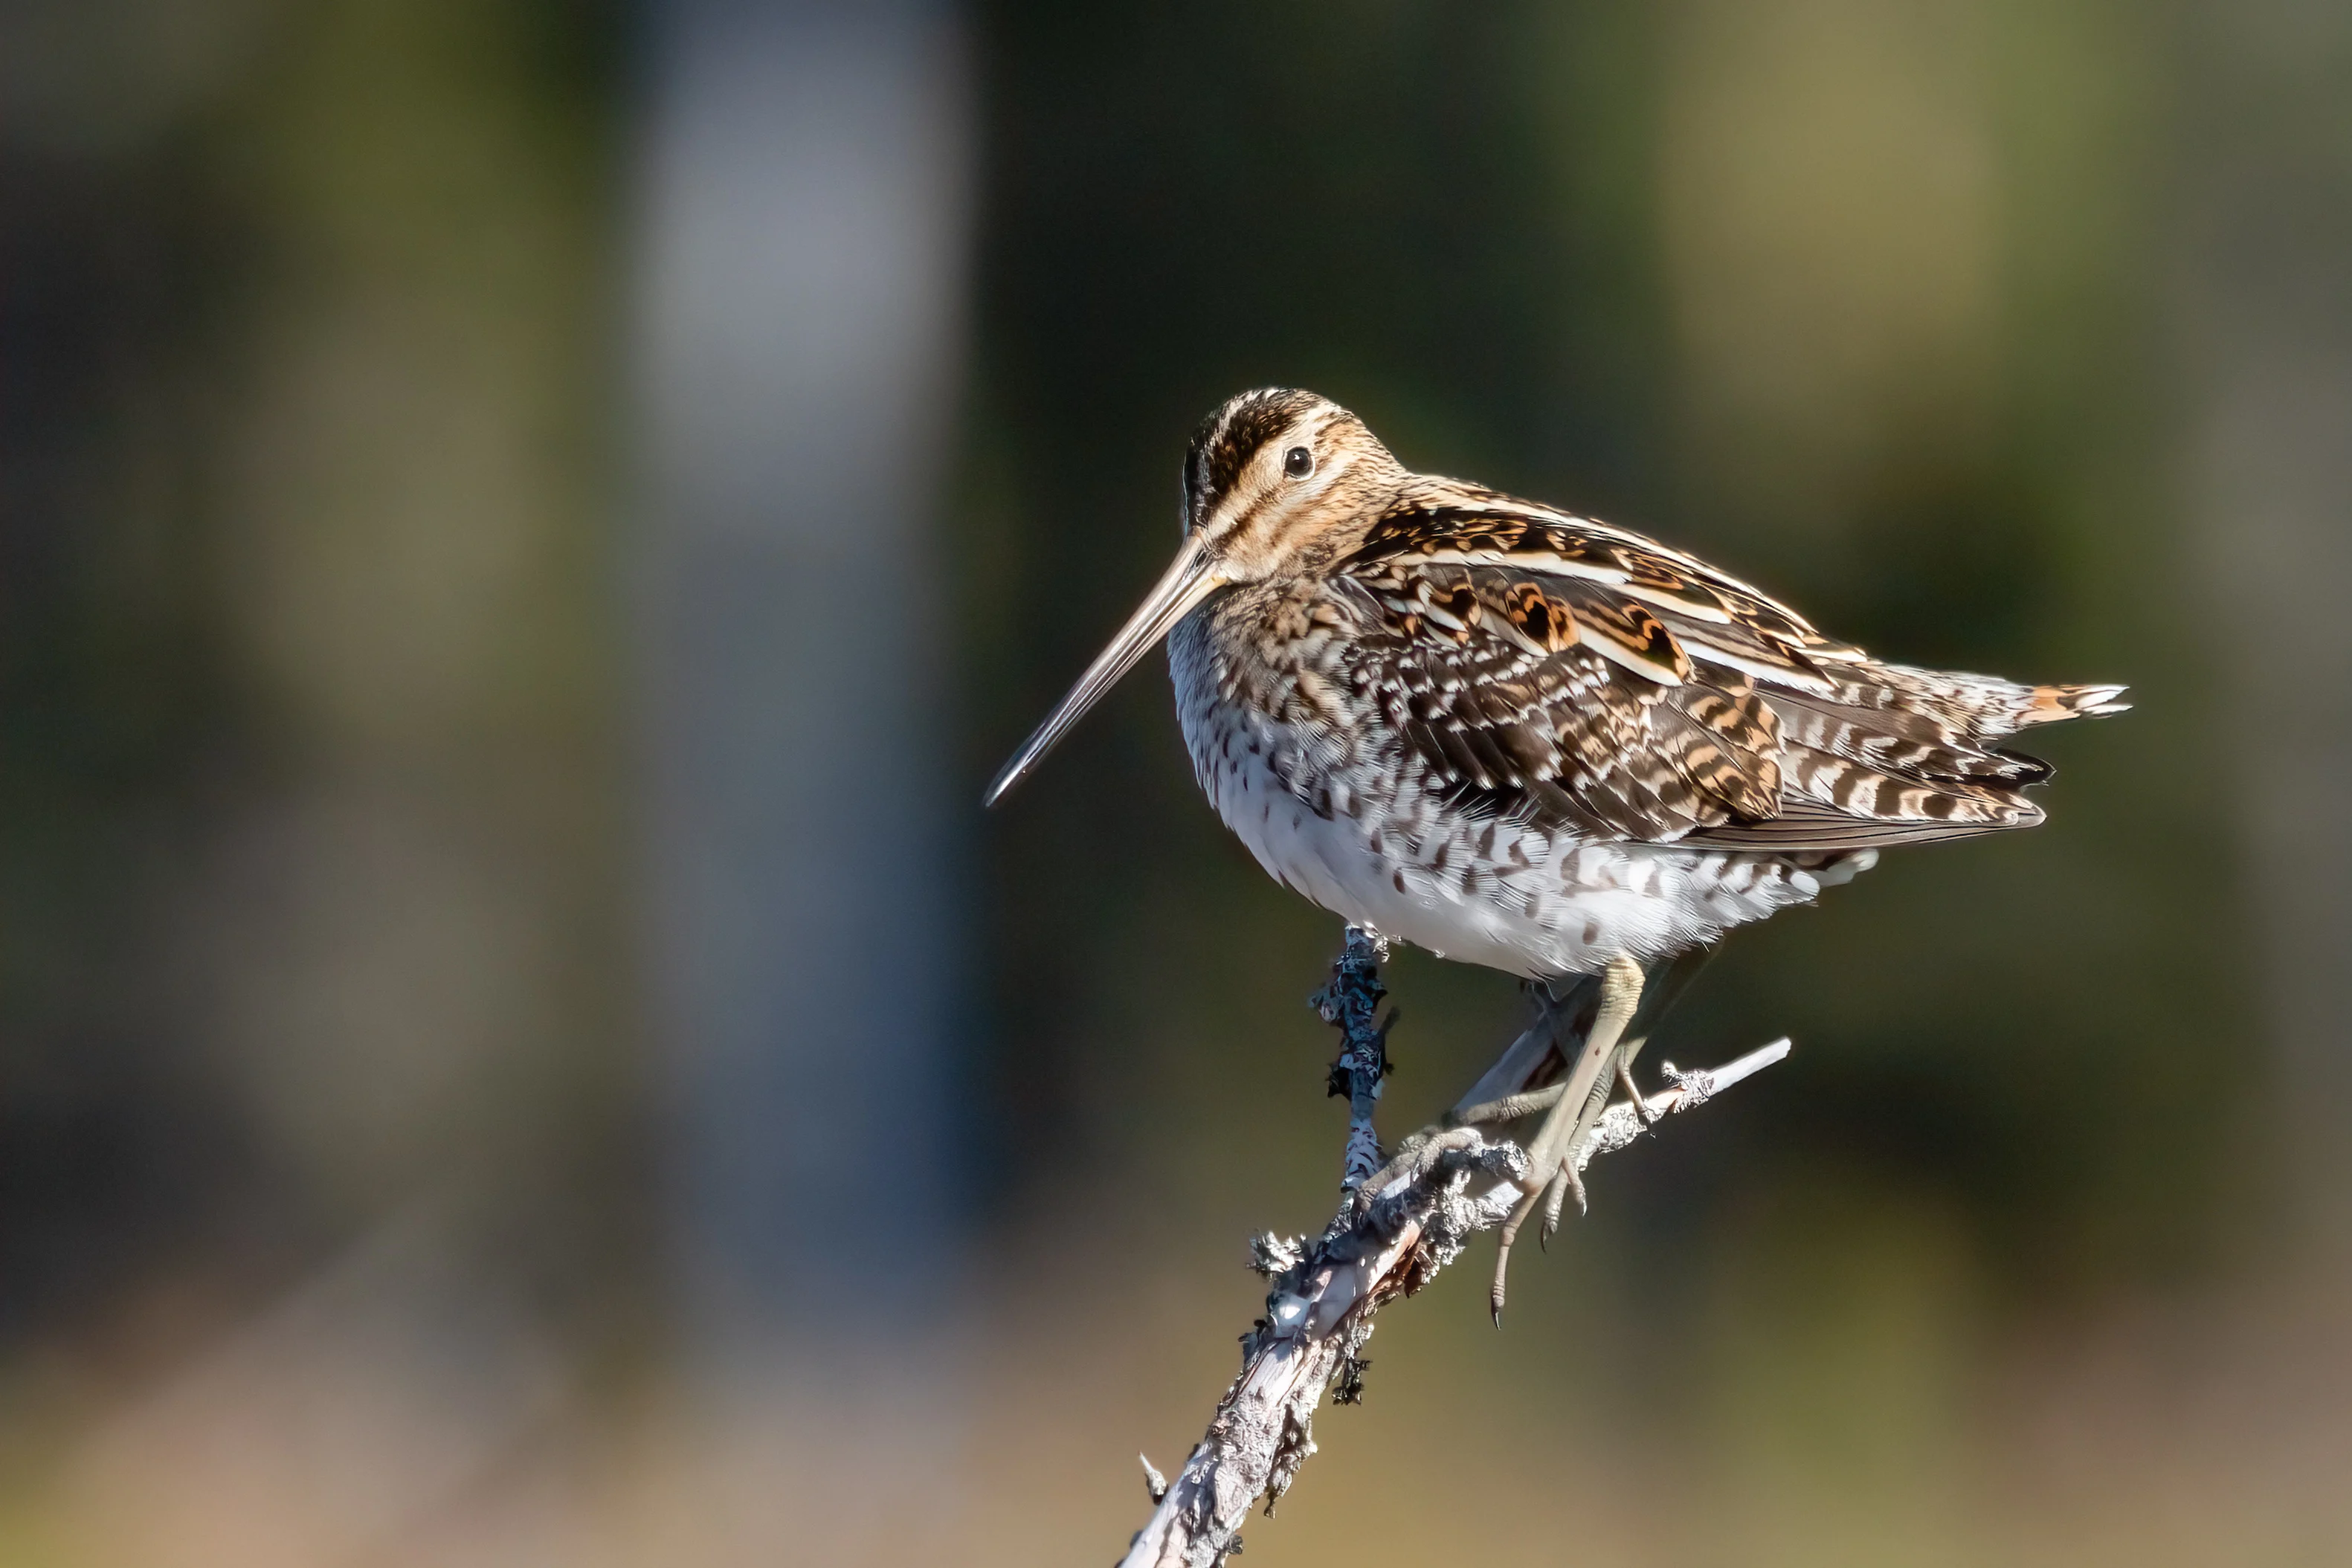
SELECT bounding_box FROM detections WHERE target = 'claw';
[1492,1184,1543,1327]
[1539,1165,1571,1247]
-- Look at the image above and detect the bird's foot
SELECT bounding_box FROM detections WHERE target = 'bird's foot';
[1490,1117,1598,1319]
[1353,1125,1472,1209]
[1616,1054,1664,1126]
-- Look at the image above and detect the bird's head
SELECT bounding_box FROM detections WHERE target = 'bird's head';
[1179,387,1399,578]
[985,388,1396,806]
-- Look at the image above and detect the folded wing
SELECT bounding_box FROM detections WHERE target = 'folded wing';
[1338,486,2128,851]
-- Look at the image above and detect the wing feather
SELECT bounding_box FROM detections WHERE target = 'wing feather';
[1340,487,2116,850]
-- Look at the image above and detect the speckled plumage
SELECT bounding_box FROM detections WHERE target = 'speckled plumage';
[1169,599,1875,978]
[991,388,2127,984]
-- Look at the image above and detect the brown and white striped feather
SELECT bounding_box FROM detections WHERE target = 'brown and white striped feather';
[1332,485,2127,851]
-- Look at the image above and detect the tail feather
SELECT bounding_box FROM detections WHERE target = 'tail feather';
[1686,665,2126,854]
[2013,681,2132,726]
[1857,663,2131,742]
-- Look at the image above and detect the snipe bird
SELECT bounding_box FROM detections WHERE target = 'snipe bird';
[987,388,2126,1303]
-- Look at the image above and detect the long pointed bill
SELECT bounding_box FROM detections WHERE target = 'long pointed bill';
[985,535,1226,806]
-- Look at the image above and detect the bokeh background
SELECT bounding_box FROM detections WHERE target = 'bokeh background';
[4,1,2351,1563]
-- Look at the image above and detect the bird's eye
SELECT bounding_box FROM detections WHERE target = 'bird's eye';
[1283,445,1314,479]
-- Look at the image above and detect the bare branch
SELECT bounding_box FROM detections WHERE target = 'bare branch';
[1116,932,1788,1568]
[1311,929,1392,1192]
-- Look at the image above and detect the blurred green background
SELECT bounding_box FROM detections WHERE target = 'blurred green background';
[4,1,2351,1564]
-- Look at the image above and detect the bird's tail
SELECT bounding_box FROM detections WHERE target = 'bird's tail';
[2011,681,2133,726]
[1863,664,2130,742]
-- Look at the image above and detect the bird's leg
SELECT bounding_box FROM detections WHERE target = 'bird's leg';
[1489,955,1645,1321]
[1537,1034,1644,1246]
[1463,1033,1657,1129]
[1449,975,1594,1123]
[1519,956,1644,1193]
